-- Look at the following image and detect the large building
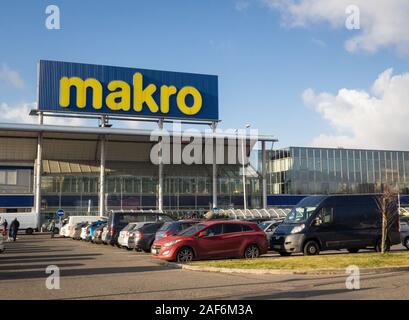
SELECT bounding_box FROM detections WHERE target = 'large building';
[266,146,409,196]
[0,123,275,222]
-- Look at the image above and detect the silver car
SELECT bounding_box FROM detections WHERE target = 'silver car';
[259,219,284,249]
[117,222,150,249]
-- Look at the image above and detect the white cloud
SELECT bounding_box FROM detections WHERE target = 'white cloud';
[303,68,409,150]
[0,64,25,89]
[265,0,409,55]
[0,102,91,126]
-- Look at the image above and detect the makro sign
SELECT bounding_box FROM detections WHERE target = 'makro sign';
[37,60,219,121]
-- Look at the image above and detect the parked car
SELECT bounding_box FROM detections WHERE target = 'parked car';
[151,220,268,263]
[41,219,62,234]
[399,215,409,249]
[87,220,107,241]
[117,222,150,249]
[72,222,88,240]
[101,226,109,245]
[155,220,201,241]
[104,210,174,246]
[133,222,164,252]
[258,219,284,249]
[60,216,105,237]
[80,223,91,241]
[92,224,106,244]
[270,194,401,256]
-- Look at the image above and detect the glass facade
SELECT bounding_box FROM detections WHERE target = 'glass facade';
[40,173,260,213]
[268,147,409,195]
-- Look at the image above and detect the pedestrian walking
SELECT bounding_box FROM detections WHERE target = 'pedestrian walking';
[9,218,20,242]
[49,220,56,238]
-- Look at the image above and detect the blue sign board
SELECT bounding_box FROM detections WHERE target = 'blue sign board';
[56,209,65,217]
[38,60,219,121]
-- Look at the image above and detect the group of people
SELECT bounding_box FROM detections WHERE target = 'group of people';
[1,218,20,241]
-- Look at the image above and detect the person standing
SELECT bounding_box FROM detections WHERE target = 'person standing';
[49,220,56,238]
[9,218,20,242]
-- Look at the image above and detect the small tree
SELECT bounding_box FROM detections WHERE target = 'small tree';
[375,185,396,254]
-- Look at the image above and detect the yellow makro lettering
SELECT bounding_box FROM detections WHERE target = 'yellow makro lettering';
[106,80,131,111]
[133,73,159,113]
[177,86,202,115]
[58,73,204,117]
[59,77,102,109]
[160,85,177,113]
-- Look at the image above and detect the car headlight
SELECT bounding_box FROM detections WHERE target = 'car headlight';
[163,239,181,247]
[290,224,305,234]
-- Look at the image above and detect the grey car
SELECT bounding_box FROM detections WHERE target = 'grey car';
[258,219,283,249]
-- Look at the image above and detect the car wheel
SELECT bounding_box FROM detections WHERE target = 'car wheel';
[176,247,194,263]
[375,238,390,252]
[244,244,260,259]
[143,242,154,253]
[347,248,360,253]
[404,237,409,250]
[278,251,292,256]
[303,240,320,256]
[26,228,33,235]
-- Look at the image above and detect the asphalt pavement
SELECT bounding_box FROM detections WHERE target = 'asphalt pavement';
[1,234,409,300]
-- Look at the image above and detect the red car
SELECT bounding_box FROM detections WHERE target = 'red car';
[151,220,268,263]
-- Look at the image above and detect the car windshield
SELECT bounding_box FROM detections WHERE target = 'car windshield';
[158,222,174,232]
[177,223,206,236]
[122,224,137,231]
[284,206,317,223]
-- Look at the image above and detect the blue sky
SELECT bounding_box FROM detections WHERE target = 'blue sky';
[0,0,408,149]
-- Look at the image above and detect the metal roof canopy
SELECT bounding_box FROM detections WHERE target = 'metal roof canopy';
[0,123,278,142]
[0,122,277,165]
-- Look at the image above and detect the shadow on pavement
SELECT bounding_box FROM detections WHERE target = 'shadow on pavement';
[0,253,102,262]
[0,263,84,271]
[238,287,375,299]
[0,265,172,281]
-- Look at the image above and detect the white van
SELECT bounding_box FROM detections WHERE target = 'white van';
[0,212,39,235]
[60,215,106,237]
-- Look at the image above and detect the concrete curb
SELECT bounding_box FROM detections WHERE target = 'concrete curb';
[169,263,409,275]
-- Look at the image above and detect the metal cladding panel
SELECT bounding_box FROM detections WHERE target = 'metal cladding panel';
[42,139,98,161]
[38,60,219,121]
[0,195,34,208]
[105,141,152,162]
[0,138,37,160]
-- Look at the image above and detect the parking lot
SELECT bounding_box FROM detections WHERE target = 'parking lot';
[1,234,409,300]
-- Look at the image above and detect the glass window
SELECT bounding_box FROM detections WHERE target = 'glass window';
[142,177,155,194]
[222,223,243,234]
[317,207,333,224]
[6,171,17,185]
[203,224,223,237]
[0,171,6,184]
[62,177,72,193]
[124,177,134,193]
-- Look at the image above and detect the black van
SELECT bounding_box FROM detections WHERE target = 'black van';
[105,210,174,246]
[270,194,400,256]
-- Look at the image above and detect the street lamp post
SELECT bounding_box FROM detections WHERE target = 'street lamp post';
[237,124,250,212]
